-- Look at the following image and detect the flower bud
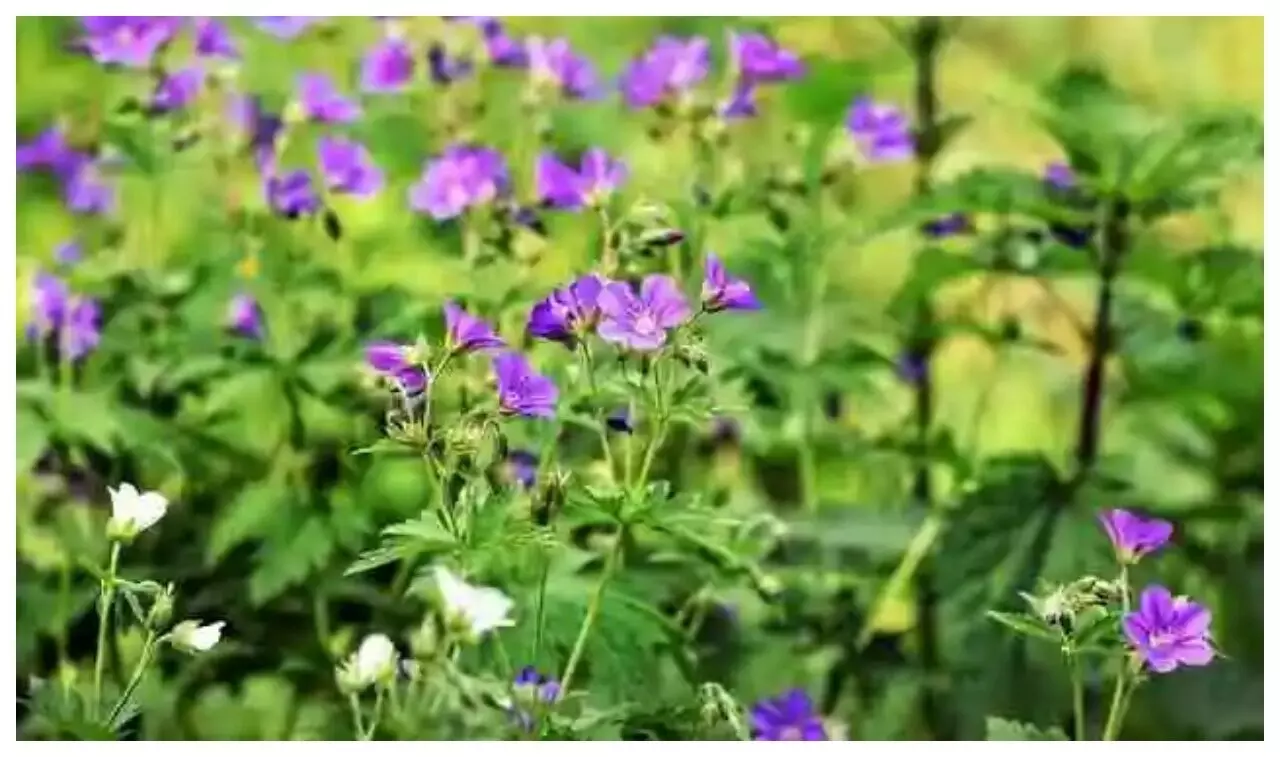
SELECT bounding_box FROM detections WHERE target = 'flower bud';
[146,584,175,630]
[337,633,399,694]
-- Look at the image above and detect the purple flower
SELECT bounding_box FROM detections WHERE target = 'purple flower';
[60,297,102,361]
[193,17,237,58]
[846,97,915,163]
[409,145,509,220]
[1099,509,1173,565]
[365,341,428,395]
[597,275,692,352]
[508,665,560,729]
[719,82,758,120]
[361,36,415,93]
[427,44,474,85]
[228,96,284,170]
[1044,162,1076,190]
[54,240,82,266]
[526,274,605,348]
[709,416,740,447]
[296,72,361,124]
[264,169,320,218]
[701,253,760,313]
[1123,585,1216,674]
[151,66,204,113]
[252,17,324,39]
[730,31,804,85]
[922,213,972,238]
[18,128,80,177]
[78,17,180,68]
[226,292,264,339]
[535,149,627,210]
[445,301,505,354]
[27,272,69,340]
[63,160,115,216]
[527,36,597,98]
[447,16,528,67]
[606,407,634,434]
[620,36,711,109]
[493,352,558,419]
[505,450,539,489]
[317,136,383,198]
[896,350,928,385]
[750,689,826,741]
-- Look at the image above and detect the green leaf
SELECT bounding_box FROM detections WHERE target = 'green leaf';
[207,479,290,565]
[17,404,49,473]
[249,516,335,606]
[985,717,1068,741]
[986,611,1061,644]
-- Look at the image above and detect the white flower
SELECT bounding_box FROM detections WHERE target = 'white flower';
[107,483,168,539]
[170,620,225,653]
[338,633,398,692]
[433,566,515,640]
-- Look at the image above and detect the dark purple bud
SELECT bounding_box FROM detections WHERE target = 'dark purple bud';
[605,407,634,434]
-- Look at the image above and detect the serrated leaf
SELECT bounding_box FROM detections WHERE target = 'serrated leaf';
[985,717,1068,741]
[208,479,290,565]
[249,516,334,606]
[986,611,1061,644]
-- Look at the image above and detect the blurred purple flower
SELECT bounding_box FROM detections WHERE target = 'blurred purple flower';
[493,351,558,419]
[750,689,827,741]
[427,44,474,85]
[509,665,560,729]
[846,97,915,163]
[709,416,740,447]
[63,160,116,216]
[719,82,758,120]
[447,16,527,67]
[27,272,69,341]
[445,301,505,354]
[527,273,605,348]
[17,128,81,178]
[897,350,928,385]
[228,96,284,170]
[296,72,361,124]
[151,66,205,113]
[55,240,83,267]
[535,149,627,210]
[505,450,539,489]
[365,341,427,395]
[1044,161,1076,190]
[226,292,264,339]
[1100,508,1173,565]
[701,253,760,313]
[606,407,634,434]
[527,36,598,98]
[620,35,710,108]
[361,36,415,93]
[193,17,238,58]
[597,275,692,352]
[1123,585,1216,674]
[730,31,804,84]
[317,136,383,198]
[264,169,320,218]
[60,297,102,361]
[409,144,508,220]
[253,17,324,39]
[922,212,972,238]
[78,17,180,68]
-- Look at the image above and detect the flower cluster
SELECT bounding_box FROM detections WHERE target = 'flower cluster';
[26,257,102,362]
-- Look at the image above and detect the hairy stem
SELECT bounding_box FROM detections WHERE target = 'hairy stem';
[1067,647,1086,740]
[92,542,122,716]
[105,630,158,726]
[558,534,624,695]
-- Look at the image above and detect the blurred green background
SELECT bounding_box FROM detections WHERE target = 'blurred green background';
[15,16,1263,740]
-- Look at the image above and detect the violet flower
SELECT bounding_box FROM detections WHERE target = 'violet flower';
[846,97,915,163]
[193,17,238,58]
[409,144,509,220]
[365,341,428,395]
[78,17,180,68]
[60,297,102,361]
[506,450,539,489]
[361,36,415,93]
[445,301,505,355]
[252,17,324,39]
[750,689,827,741]
[527,36,598,99]
[730,31,804,85]
[719,82,758,120]
[606,407,634,434]
[597,275,692,352]
[151,66,204,113]
[493,352,558,419]
[701,253,760,313]
[55,240,82,266]
[296,72,361,124]
[318,136,383,198]
[1099,508,1173,565]
[535,149,627,210]
[264,169,321,218]
[63,160,115,216]
[27,272,69,340]
[1044,162,1076,191]
[922,212,972,238]
[447,16,527,67]
[620,35,711,109]
[509,665,560,730]
[18,128,81,178]
[526,273,605,348]
[226,293,264,339]
[1123,585,1216,674]
[427,44,474,85]
[229,96,284,171]
[896,350,928,385]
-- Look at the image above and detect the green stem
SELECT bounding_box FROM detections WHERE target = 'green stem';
[532,559,551,662]
[366,687,385,741]
[558,534,624,695]
[1067,647,1085,740]
[348,693,366,740]
[1101,668,1130,740]
[856,511,944,650]
[105,630,157,726]
[92,543,122,715]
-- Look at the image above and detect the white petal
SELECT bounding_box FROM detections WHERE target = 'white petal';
[108,483,140,521]
[353,633,396,682]
[190,621,225,651]
[133,491,169,531]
